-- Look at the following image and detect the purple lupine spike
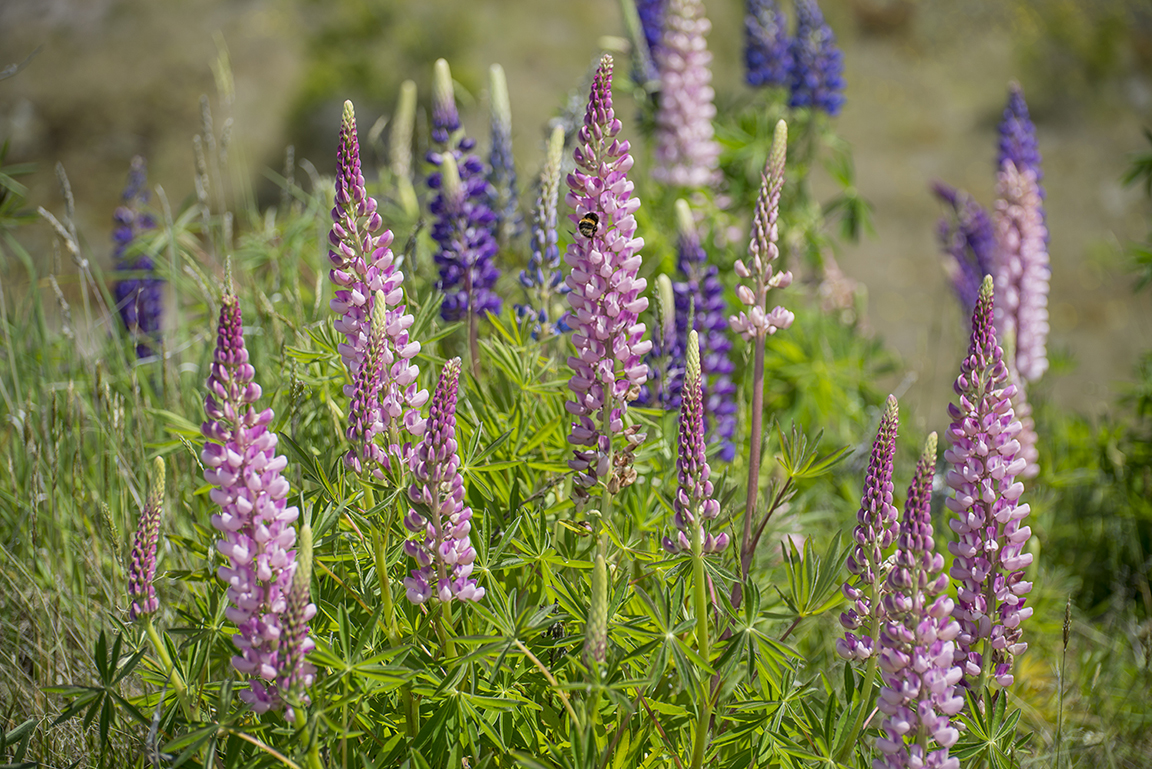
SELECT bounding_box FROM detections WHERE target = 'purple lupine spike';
[745,0,792,88]
[662,330,729,555]
[787,0,846,116]
[487,64,522,247]
[992,161,1049,384]
[731,119,794,341]
[202,294,300,714]
[278,523,316,717]
[933,182,996,315]
[651,0,721,189]
[345,290,389,476]
[636,0,667,68]
[127,457,166,620]
[517,125,569,338]
[564,54,653,502]
[945,276,1033,689]
[432,58,461,146]
[402,358,485,604]
[329,101,428,470]
[997,83,1042,186]
[837,394,900,661]
[112,156,163,358]
[640,201,737,460]
[874,433,964,769]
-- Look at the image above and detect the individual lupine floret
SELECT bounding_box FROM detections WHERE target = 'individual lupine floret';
[112,156,163,358]
[487,63,522,247]
[787,0,846,116]
[945,276,1033,689]
[202,294,300,713]
[933,182,996,316]
[403,358,485,604]
[278,523,317,716]
[837,395,900,661]
[992,161,1049,384]
[874,433,964,769]
[730,119,794,341]
[427,59,502,324]
[744,0,792,89]
[127,457,166,621]
[663,330,729,555]
[518,124,568,338]
[564,54,653,502]
[651,0,722,189]
[329,101,427,469]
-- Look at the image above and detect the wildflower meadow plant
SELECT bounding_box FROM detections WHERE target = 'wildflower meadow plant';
[518,124,567,337]
[744,0,792,89]
[112,155,163,357]
[788,0,845,115]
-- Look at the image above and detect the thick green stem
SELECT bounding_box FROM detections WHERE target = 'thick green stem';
[737,338,767,603]
[689,523,712,769]
[837,656,877,763]
[144,616,194,721]
[436,605,458,660]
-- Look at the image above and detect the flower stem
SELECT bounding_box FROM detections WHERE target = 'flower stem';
[144,615,194,721]
[737,337,767,605]
[689,522,712,769]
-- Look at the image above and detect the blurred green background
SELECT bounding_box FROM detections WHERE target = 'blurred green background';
[2,0,1151,425]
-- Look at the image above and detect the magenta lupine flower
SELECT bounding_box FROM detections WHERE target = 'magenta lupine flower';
[127,457,166,621]
[874,433,964,769]
[837,394,900,662]
[663,330,728,555]
[403,358,485,604]
[202,294,300,713]
[731,119,794,341]
[945,276,1033,689]
[564,54,652,499]
[329,101,427,472]
[992,161,1049,384]
[651,0,722,189]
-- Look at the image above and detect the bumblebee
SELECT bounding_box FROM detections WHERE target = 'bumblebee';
[578,212,600,239]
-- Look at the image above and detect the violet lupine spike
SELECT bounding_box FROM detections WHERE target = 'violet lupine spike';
[344,290,389,477]
[329,101,428,470]
[874,433,964,769]
[517,124,568,338]
[278,523,317,715]
[564,54,652,502]
[997,83,1043,188]
[945,276,1033,689]
[933,182,996,316]
[662,330,729,555]
[731,119,794,341]
[112,156,163,358]
[636,0,666,69]
[202,294,300,714]
[744,0,792,89]
[488,64,523,247]
[837,394,900,662]
[403,358,485,604]
[127,457,166,621]
[651,0,722,189]
[787,0,846,116]
[432,58,461,146]
[993,162,1050,384]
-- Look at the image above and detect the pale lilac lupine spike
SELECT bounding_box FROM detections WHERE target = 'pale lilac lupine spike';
[993,161,1049,384]
[127,457,166,621]
[279,523,317,718]
[651,0,722,189]
[731,119,794,341]
[329,101,428,470]
[564,54,652,502]
[202,294,300,714]
[874,434,964,769]
[662,330,729,556]
[345,290,389,477]
[403,358,485,604]
[945,276,1033,689]
[837,394,899,662]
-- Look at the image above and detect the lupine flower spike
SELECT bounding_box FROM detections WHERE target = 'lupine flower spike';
[112,156,163,358]
[518,124,568,338]
[788,0,846,116]
[279,523,317,718]
[933,183,996,316]
[202,294,301,713]
[564,54,652,504]
[874,433,964,769]
[997,83,1043,192]
[663,330,728,555]
[744,0,792,89]
[329,100,427,473]
[128,457,166,621]
[390,80,420,218]
[488,63,522,247]
[837,394,899,661]
[651,0,721,189]
[946,275,1033,689]
[403,358,485,604]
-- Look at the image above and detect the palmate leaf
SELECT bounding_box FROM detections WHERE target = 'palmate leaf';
[775,532,847,619]
[776,422,851,480]
[952,689,1029,769]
